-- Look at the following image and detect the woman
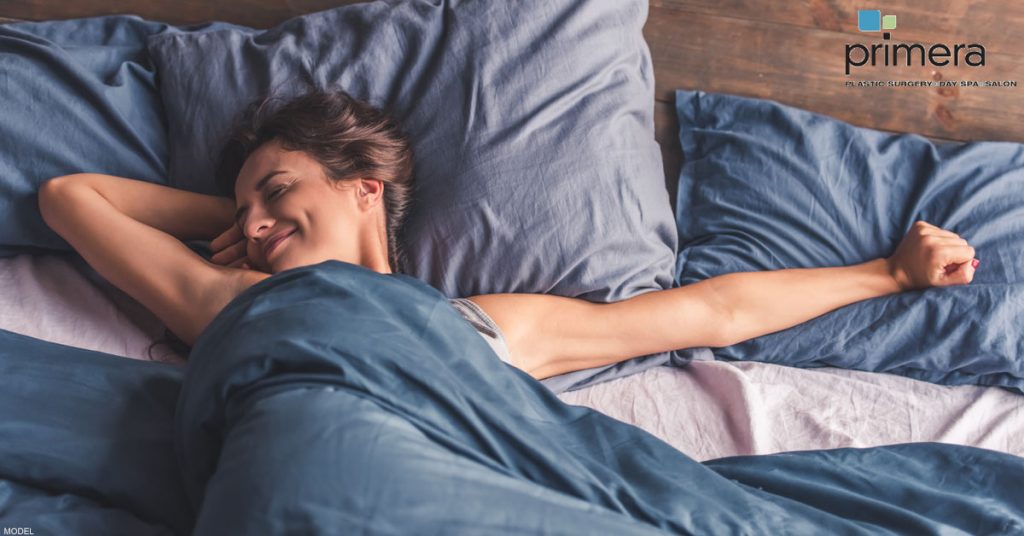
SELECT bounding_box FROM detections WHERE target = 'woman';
[37,89,979,380]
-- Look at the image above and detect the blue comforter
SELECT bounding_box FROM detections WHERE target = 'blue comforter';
[1,261,1022,534]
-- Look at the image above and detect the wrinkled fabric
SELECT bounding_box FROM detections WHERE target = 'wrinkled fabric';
[674,89,1024,392]
[0,15,249,258]
[0,16,170,255]
[0,329,188,534]
[559,360,1024,462]
[3,252,1022,471]
[177,261,1024,534]
[146,0,683,392]
[1,261,1023,533]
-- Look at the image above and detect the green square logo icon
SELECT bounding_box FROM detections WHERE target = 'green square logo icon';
[881,14,897,30]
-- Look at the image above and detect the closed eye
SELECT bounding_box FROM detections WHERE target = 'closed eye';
[267,185,287,201]
[234,179,292,227]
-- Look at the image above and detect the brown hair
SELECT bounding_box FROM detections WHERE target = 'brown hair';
[147,88,414,361]
[215,88,414,273]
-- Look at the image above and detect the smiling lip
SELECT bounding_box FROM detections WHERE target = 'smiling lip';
[263,230,296,259]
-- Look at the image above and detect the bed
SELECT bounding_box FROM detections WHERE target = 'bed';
[1,0,1022,533]
[3,252,1022,463]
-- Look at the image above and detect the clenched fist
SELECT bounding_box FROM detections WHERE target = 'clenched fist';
[886,220,979,291]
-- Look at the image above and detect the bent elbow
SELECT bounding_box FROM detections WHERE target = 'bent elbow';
[38,175,94,232]
[38,176,70,225]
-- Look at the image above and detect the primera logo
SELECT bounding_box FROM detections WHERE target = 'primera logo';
[845,10,986,75]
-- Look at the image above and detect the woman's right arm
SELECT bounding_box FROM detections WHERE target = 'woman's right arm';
[48,173,237,242]
[38,174,249,346]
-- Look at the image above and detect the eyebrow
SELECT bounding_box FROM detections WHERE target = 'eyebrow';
[234,170,288,226]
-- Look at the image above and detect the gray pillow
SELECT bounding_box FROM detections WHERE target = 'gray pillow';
[146,0,682,392]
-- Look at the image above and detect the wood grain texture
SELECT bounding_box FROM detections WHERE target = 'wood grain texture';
[654,100,681,206]
[2,0,1020,204]
[652,0,1023,55]
[645,4,1024,145]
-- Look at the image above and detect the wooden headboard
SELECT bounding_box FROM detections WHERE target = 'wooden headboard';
[4,0,1022,203]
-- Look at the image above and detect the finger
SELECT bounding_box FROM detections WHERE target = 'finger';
[211,224,243,252]
[944,261,967,275]
[228,256,248,268]
[938,245,976,273]
[928,236,970,247]
[944,256,981,272]
[210,228,232,251]
[210,240,248,265]
[922,230,963,240]
[918,227,962,239]
[215,228,244,253]
[943,244,977,264]
[914,220,967,238]
[950,258,978,285]
[209,241,237,264]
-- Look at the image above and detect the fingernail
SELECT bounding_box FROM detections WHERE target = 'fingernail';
[971,258,980,269]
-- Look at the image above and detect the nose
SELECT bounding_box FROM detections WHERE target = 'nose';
[243,207,275,243]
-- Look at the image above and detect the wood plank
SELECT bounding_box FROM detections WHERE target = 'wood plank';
[651,0,1023,56]
[0,0,365,28]
[654,100,681,208]
[644,5,1024,143]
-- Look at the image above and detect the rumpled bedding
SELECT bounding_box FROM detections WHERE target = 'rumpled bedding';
[0,15,243,257]
[2,260,1022,534]
[672,89,1024,391]
[2,252,1022,465]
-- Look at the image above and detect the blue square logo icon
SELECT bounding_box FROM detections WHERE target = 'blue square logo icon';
[858,10,881,32]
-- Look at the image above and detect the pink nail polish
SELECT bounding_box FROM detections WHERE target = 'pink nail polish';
[971,258,980,269]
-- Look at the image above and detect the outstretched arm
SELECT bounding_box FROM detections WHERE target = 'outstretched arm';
[471,220,978,380]
[716,220,977,347]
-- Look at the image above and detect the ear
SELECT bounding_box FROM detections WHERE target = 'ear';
[356,179,385,210]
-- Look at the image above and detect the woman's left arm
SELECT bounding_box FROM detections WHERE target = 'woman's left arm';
[471,220,978,380]
[720,220,977,347]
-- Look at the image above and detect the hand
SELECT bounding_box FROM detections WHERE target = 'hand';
[210,222,252,269]
[886,220,979,291]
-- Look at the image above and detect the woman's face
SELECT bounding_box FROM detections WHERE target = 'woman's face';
[233,139,384,274]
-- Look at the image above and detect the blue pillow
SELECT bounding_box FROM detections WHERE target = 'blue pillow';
[145,0,681,392]
[674,89,1024,392]
[0,17,173,256]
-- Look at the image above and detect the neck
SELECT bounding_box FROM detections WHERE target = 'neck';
[358,213,392,274]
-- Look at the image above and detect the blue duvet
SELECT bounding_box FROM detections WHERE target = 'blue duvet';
[1,261,1022,534]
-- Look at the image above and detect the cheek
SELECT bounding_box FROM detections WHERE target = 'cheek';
[247,241,261,262]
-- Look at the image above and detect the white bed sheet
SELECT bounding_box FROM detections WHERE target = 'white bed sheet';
[2,253,1021,462]
[558,360,1023,461]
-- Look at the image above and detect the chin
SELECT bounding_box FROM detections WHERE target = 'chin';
[269,254,316,274]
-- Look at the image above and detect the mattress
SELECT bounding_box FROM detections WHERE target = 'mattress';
[2,253,1021,462]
